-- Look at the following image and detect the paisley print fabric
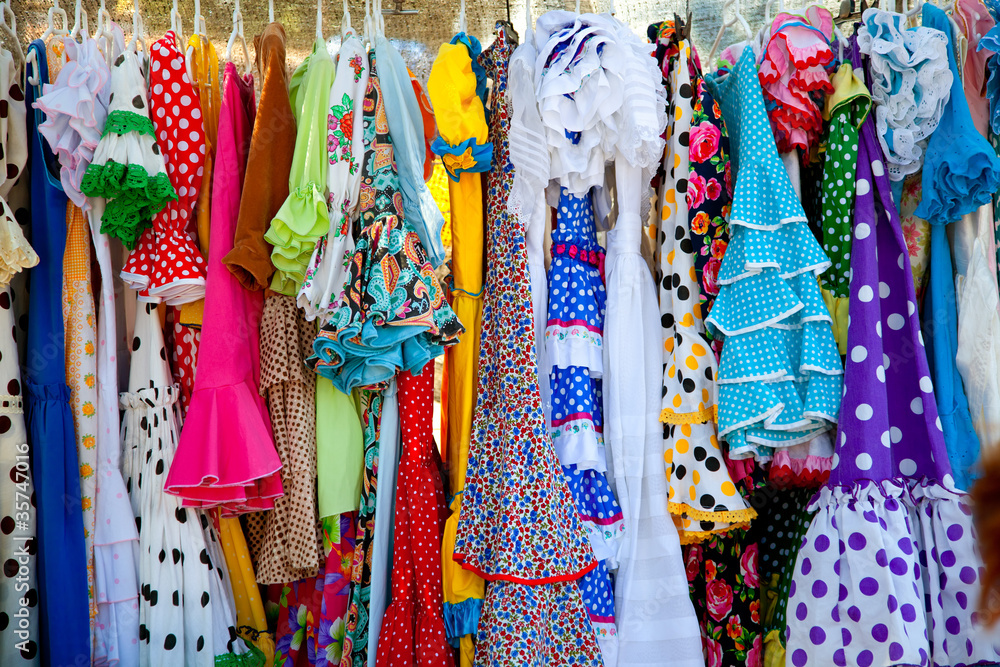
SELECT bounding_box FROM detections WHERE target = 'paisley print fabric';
[311,51,463,395]
[339,389,383,667]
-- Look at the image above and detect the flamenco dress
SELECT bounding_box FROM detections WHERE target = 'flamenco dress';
[309,52,463,394]
[453,25,602,667]
[920,3,1000,491]
[703,45,842,464]
[785,32,1000,667]
[428,33,490,661]
[0,41,39,665]
[654,26,753,541]
[24,39,91,667]
[165,61,283,513]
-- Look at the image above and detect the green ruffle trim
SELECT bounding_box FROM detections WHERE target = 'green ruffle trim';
[214,645,266,667]
[103,109,156,138]
[80,160,176,249]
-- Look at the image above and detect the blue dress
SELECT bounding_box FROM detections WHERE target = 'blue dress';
[704,46,843,462]
[545,188,623,655]
[25,40,91,667]
[917,5,992,491]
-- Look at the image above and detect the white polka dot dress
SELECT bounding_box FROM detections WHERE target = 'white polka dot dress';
[658,38,754,542]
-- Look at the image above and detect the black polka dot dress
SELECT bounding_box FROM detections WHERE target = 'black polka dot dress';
[120,301,252,666]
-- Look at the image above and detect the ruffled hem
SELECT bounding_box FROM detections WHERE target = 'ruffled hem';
[165,380,283,513]
[265,182,329,293]
[551,419,606,471]
[661,404,717,424]
[769,451,832,488]
[81,160,177,249]
[0,198,39,288]
[718,216,831,284]
[443,597,483,645]
[544,324,604,375]
[312,315,462,393]
[787,477,999,667]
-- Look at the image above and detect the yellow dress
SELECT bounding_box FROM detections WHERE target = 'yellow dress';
[428,40,489,667]
[218,513,275,663]
[179,35,220,327]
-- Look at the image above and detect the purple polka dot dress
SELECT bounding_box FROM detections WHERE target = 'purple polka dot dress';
[785,35,1000,667]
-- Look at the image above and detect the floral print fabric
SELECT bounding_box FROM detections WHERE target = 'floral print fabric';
[63,204,99,640]
[310,51,463,394]
[454,27,602,666]
[272,514,356,667]
[684,471,764,667]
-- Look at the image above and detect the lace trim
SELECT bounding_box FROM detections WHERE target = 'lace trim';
[214,645,266,667]
[660,404,717,425]
[81,161,177,249]
[668,501,758,525]
[0,394,23,414]
[103,109,156,138]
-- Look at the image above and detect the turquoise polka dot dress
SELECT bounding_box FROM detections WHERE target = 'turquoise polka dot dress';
[704,46,843,461]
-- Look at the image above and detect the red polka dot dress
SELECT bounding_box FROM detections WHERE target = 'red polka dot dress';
[375,368,453,667]
[121,31,207,306]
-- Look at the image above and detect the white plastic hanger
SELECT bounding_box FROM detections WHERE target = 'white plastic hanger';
[126,0,146,57]
[226,0,252,75]
[459,0,467,33]
[341,0,355,36]
[70,0,89,42]
[269,0,275,23]
[171,0,185,48]
[42,0,70,43]
[707,0,753,66]
[316,0,324,43]
[186,0,209,88]
[27,0,70,86]
[0,2,24,70]
[93,0,116,65]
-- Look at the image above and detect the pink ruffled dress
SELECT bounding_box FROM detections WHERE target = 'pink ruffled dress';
[165,63,282,514]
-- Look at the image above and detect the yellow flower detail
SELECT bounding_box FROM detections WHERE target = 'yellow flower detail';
[84,341,95,356]
[84,373,96,388]
[81,496,92,511]
[442,147,476,174]
[83,435,96,450]
[80,463,94,478]
[82,402,96,417]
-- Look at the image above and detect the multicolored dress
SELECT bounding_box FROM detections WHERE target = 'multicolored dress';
[453,28,602,667]
[310,51,463,394]
[545,187,623,661]
[654,27,752,543]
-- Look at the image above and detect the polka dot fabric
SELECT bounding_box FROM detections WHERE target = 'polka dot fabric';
[657,37,753,543]
[0,286,40,664]
[545,189,622,661]
[703,46,842,462]
[375,369,453,667]
[785,35,1000,667]
[121,32,207,306]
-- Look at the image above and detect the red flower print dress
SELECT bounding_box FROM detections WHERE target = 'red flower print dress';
[452,27,602,667]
